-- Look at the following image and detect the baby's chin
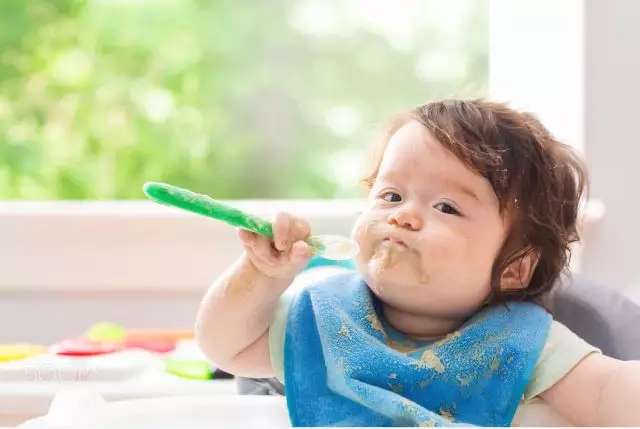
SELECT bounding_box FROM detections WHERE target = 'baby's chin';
[358,247,429,287]
[362,273,439,318]
[360,265,429,297]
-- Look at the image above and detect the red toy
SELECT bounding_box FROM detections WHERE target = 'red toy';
[51,338,123,357]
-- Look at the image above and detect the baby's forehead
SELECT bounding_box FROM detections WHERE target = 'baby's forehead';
[378,123,479,180]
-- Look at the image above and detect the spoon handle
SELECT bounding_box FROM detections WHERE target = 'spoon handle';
[143,182,274,237]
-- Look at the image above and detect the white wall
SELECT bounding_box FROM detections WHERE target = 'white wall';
[0,291,203,344]
[490,0,640,291]
[581,0,640,292]
[489,0,584,151]
[0,202,359,344]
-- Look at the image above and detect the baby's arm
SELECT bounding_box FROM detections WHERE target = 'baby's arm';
[542,353,640,426]
[195,213,313,378]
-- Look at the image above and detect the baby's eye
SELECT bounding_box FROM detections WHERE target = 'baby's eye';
[380,191,402,203]
[434,202,461,216]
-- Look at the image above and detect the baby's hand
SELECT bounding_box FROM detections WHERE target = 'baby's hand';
[238,212,313,281]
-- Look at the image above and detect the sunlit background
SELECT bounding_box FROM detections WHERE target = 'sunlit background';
[0,0,488,200]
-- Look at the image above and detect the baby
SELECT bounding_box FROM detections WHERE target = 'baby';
[196,99,640,427]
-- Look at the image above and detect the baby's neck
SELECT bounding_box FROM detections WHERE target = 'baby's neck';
[381,303,465,340]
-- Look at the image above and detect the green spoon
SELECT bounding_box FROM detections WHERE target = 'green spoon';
[142,182,359,261]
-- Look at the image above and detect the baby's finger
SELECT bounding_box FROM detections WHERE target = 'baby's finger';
[238,229,257,246]
[290,217,312,242]
[272,212,293,252]
[250,234,279,266]
[290,241,313,270]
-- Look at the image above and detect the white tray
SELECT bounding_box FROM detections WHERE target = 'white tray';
[0,350,155,382]
[19,391,290,428]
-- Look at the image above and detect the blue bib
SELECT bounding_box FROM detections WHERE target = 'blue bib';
[283,271,551,427]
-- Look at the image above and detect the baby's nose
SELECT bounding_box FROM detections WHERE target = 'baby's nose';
[388,209,423,231]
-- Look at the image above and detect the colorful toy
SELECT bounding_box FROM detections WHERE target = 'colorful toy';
[163,358,212,380]
[0,324,196,382]
[84,322,127,342]
[0,344,46,362]
[142,182,359,261]
[51,338,123,357]
[162,358,233,380]
[81,323,195,354]
[125,329,193,342]
[125,338,176,354]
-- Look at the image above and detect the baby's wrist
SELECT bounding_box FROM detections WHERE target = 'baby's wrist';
[238,254,294,294]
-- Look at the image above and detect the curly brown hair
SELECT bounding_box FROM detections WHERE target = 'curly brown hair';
[363,98,589,304]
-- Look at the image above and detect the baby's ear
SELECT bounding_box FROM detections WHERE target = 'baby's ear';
[499,249,539,292]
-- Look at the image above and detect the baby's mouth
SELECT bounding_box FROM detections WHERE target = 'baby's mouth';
[382,236,408,248]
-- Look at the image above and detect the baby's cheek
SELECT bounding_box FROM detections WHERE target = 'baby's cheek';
[457,229,496,265]
[418,231,466,273]
[437,231,494,285]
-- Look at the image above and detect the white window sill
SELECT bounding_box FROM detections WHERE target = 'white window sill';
[0,200,361,293]
[0,199,604,292]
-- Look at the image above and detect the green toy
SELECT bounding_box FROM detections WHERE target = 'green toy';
[163,358,213,380]
[142,182,358,260]
[84,322,127,342]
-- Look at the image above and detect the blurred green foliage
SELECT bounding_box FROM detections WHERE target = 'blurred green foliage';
[0,0,488,200]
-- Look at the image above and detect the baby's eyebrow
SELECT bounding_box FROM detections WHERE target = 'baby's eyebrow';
[440,178,480,203]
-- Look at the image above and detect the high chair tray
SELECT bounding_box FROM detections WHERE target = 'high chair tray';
[20,391,291,428]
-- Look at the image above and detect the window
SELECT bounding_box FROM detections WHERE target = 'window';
[1,1,600,291]
[0,0,488,200]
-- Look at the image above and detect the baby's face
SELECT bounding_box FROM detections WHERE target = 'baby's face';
[353,121,508,320]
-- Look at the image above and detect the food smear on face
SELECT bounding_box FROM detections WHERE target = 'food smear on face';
[371,241,401,272]
[411,249,430,284]
[369,239,432,290]
[368,242,397,293]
